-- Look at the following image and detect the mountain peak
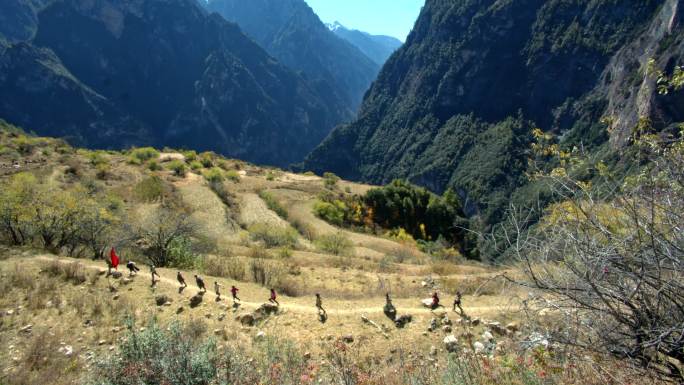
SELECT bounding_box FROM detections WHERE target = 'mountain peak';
[326,21,345,32]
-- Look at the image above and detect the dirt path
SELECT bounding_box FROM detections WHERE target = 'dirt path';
[33,256,505,317]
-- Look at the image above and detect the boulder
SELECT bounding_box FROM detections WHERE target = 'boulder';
[189,294,203,308]
[237,313,256,326]
[111,271,123,279]
[254,303,279,317]
[482,331,494,342]
[421,298,434,308]
[470,318,480,326]
[443,335,459,353]
[176,307,184,314]
[255,331,266,340]
[429,345,438,356]
[155,295,171,306]
[394,314,413,328]
[121,278,133,285]
[473,341,485,354]
[341,335,354,343]
[487,322,507,336]
[505,322,519,333]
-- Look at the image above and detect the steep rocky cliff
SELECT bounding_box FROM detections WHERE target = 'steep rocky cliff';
[303,0,684,226]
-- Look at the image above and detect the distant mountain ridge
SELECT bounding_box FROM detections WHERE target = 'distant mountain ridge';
[0,0,351,166]
[205,0,380,111]
[326,21,402,66]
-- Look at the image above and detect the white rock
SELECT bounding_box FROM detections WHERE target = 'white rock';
[482,331,494,342]
[255,331,266,340]
[98,340,107,346]
[473,341,485,354]
[443,335,459,353]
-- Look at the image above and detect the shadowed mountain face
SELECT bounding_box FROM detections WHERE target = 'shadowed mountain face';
[303,0,684,226]
[205,0,380,111]
[0,0,351,166]
[327,21,402,66]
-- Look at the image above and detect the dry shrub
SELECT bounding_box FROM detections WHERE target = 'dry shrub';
[41,260,87,285]
[441,275,509,296]
[291,219,317,241]
[249,258,285,287]
[430,261,462,276]
[7,328,80,385]
[183,317,208,340]
[2,263,36,291]
[201,255,245,281]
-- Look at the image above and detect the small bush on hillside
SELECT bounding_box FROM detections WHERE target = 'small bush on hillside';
[259,190,288,219]
[313,199,347,226]
[147,160,162,171]
[168,236,199,269]
[95,163,110,180]
[303,171,316,176]
[167,160,187,177]
[183,150,198,162]
[249,258,285,287]
[199,152,214,168]
[189,160,203,171]
[128,147,159,165]
[134,176,166,202]
[315,232,354,256]
[248,223,298,248]
[226,169,240,182]
[323,172,340,189]
[201,255,245,281]
[88,151,109,166]
[203,167,224,183]
[291,219,317,241]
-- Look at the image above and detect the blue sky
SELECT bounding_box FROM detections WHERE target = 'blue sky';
[305,0,425,41]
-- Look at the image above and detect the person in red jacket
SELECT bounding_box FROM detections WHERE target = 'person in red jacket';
[269,288,279,306]
[230,285,240,303]
[431,292,443,310]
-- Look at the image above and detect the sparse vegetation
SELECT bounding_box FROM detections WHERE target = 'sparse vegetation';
[259,190,288,219]
[315,232,354,256]
[128,147,159,165]
[133,176,167,202]
[167,159,187,177]
[247,223,298,248]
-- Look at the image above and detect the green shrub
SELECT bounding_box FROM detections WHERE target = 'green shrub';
[199,152,214,168]
[168,237,199,269]
[183,150,198,162]
[259,190,288,219]
[134,176,166,202]
[147,160,162,171]
[189,160,203,171]
[303,171,316,176]
[128,147,159,164]
[323,172,340,189]
[88,151,109,166]
[226,170,240,182]
[248,223,298,248]
[167,160,187,177]
[315,232,354,256]
[203,167,224,183]
[313,199,346,226]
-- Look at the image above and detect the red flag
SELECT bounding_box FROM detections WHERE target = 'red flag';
[110,248,120,269]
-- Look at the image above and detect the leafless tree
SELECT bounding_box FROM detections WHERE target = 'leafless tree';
[502,132,684,382]
[135,207,195,267]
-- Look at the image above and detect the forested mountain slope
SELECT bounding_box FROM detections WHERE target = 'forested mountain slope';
[205,0,380,111]
[303,0,684,227]
[0,0,350,166]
